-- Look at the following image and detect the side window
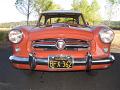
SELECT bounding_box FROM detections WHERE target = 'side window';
[46,18,51,25]
[39,15,45,25]
[79,16,84,25]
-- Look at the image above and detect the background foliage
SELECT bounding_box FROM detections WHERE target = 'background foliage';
[0,0,119,29]
[34,0,60,16]
[72,0,101,25]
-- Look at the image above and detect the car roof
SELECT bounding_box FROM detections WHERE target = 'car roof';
[41,10,82,16]
[42,10,81,14]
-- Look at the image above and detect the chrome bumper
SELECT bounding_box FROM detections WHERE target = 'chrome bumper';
[9,55,115,65]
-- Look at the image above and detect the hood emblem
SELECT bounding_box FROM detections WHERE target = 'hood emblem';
[56,40,66,50]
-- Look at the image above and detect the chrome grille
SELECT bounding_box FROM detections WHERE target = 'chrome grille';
[32,39,89,51]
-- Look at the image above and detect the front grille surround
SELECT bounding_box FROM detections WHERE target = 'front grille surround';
[32,38,90,51]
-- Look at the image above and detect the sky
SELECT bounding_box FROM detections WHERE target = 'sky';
[0,0,119,23]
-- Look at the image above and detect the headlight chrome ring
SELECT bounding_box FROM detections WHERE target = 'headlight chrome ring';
[8,30,23,44]
[99,27,114,43]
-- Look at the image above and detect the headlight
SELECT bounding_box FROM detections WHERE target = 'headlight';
[8,30,23,43]
[99,28,114,43]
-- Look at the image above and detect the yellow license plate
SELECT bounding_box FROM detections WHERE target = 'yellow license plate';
[48,56,73,69]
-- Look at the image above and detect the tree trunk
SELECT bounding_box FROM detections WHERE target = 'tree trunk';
[27,0,30,26]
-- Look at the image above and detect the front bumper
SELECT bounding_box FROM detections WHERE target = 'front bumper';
[9,54,115,71]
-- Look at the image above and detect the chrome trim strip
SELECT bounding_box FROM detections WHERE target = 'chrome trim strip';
[32,44,56,47]
[9,56,29,62]
[32,44,89,48]
[66,44,89,47]
[9,55,48,63]
[93,55,115,63]
[92,60,113,63]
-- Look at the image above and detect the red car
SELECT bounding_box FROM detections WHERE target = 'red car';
[9,10,115,71]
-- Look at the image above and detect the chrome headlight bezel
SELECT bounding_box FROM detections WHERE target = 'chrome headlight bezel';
[8,30,23,44]
[99,27,114,43]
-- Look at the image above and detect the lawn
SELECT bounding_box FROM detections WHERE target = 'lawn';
[0,28,11,31]
[0,31,9,48]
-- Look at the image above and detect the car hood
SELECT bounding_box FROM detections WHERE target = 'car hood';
[28,26,94,41]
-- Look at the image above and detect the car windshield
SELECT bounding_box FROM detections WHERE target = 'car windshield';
[37,11,87,27]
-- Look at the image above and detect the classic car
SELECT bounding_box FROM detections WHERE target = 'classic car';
[8,10,115,71]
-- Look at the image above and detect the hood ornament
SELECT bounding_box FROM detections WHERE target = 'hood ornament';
[56,40,66,50]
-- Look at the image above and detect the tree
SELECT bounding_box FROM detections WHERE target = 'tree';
[34,0,61,16]
[106,0,120,25]
[90,0,101,25]
[15,0,34,25]
[72,0,101,25]
[72,0,90,23]
[107,0,118,4]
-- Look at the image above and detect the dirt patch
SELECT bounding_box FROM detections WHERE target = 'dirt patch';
[111,30,120,53]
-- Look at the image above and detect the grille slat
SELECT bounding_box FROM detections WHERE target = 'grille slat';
[33,44,89,48]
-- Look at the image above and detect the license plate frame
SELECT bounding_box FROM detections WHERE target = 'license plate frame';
[48,55,73,69]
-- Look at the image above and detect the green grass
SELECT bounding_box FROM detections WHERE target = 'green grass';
[0,31,8,44]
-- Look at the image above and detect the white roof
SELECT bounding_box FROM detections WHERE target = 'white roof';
[42,10,81,14]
